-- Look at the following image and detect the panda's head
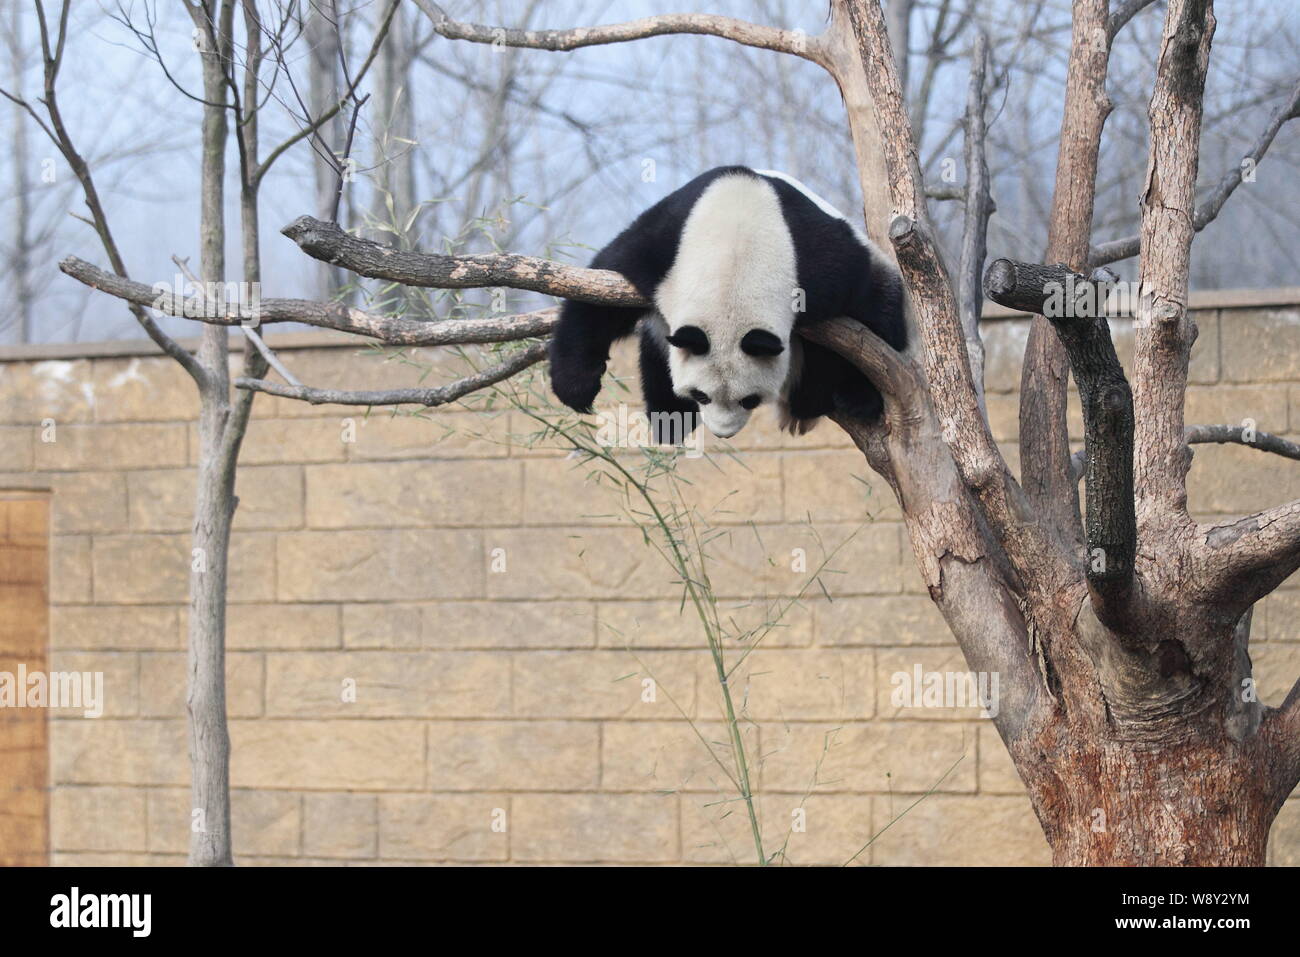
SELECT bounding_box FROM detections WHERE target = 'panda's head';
[665,323,788,438]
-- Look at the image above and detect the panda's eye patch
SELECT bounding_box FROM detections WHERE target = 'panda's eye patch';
[739,394,762,410]
[688,389,711,405]
[666,325,710,356]
[740,328,785,357]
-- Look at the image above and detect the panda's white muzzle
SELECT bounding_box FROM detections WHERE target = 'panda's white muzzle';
[700,406,752,438]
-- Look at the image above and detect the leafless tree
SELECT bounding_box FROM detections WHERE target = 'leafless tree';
[7,0,396,865]
[65,0,1300,864]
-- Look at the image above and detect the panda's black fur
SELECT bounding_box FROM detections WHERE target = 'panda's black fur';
[548,166,907,440]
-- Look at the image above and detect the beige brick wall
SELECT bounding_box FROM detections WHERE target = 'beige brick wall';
[1,298,1297,866]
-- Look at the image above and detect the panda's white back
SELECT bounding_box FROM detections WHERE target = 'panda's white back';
[654,173,797,336]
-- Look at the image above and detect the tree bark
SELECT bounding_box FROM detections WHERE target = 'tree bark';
[1021,729,1280,865]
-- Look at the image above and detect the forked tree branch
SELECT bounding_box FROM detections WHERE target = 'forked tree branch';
[235,341,550,407]
[1091,77,1300,266]
[411,0,826,65]
[1108,0,1161,39]
[986,258,1136,625]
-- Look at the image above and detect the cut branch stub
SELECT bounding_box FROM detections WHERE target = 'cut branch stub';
[984,258,1089,315]
[985,257,1137,625]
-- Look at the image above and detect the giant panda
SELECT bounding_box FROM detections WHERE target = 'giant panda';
[548,165,907,441]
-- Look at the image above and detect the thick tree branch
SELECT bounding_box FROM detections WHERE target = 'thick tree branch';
[982,259,1125,315]
[235,341,549,407]
[1091,78,1300,266]
[1131,0,1216,517]
[1195,500,1300,606]
[840,1,1069,596]
[282,216,645,305]
[411,0,825,65]
[986,258,1136,626]
[957,33,993,413]
[1021,0,1113,551]
[59,255,562,346]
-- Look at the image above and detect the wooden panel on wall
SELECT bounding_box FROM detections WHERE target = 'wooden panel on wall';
[0,496,49,867]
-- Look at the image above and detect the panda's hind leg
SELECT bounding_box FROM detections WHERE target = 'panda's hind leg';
[785,338,883,430]
[830,365,884,421]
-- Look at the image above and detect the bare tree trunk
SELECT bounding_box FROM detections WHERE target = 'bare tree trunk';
[186,0,236,868]
[1003,574,1282,865]
[1018,0,1114,546]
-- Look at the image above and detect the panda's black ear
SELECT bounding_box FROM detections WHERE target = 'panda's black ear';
[741,329,785,357]
[666,325,710,356]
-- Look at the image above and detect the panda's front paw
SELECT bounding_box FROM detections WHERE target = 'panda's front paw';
[549,354,606,414]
